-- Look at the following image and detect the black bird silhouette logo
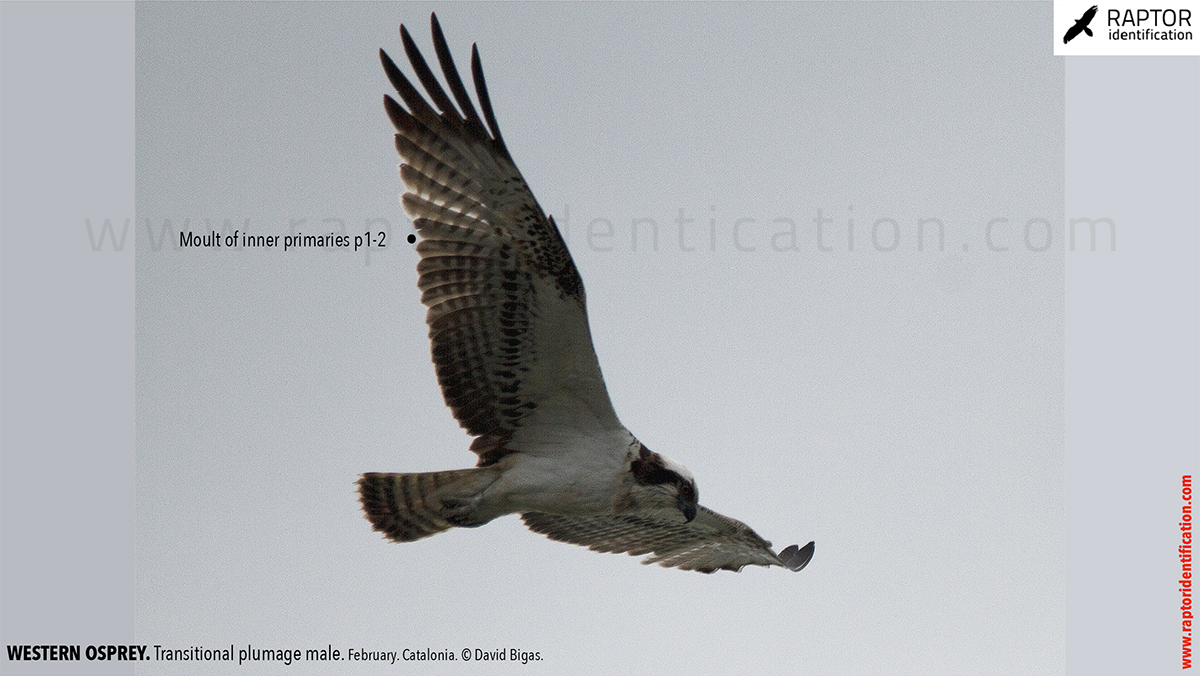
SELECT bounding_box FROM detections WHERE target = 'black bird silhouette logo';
[1064,5,1099,43]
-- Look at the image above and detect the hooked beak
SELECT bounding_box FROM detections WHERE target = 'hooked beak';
[677,494,697,523]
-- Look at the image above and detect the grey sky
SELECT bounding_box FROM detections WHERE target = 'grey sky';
[3,1,1194,673]
[130,3,1067,674]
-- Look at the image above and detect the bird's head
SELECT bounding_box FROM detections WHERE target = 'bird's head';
[630,443,698,522]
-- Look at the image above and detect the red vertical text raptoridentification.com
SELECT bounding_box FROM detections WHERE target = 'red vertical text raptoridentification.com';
[1183,475,1193,669]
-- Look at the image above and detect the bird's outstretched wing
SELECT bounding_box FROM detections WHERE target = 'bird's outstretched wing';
[383,15,622,463]
[521,507,815,573]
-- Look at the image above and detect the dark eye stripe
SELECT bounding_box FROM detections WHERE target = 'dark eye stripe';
[631,459,678,487]
[631,445,696,503]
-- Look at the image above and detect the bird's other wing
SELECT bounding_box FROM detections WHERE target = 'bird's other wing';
[521,507,815,573]
[1064,24,1083,43]
[383,14,623,464]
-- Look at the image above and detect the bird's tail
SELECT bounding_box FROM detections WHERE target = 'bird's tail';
[358,469,498,542]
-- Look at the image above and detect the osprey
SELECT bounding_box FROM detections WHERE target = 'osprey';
[358,14,815,574]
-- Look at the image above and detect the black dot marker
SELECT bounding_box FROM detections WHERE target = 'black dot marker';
[407,234,416,244]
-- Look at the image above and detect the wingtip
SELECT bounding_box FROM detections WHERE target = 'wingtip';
[399,22,419,60]
[379,47,402,83]
[779,541,815,572]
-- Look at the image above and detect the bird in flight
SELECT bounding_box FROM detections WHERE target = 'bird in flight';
[1063,5,1098,44]
[358,14,815,573]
